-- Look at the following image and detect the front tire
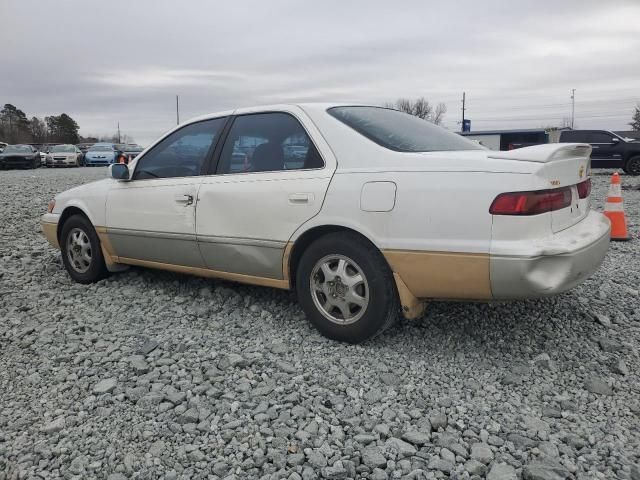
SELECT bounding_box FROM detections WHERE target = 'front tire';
[296,232,398,343]
[623,156,640,176]
[60,214,108,284]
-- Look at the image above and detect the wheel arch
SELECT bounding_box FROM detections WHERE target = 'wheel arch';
[287,225,380,289]
[623,153,640,173]
[57,206,92,243]
[286,224,425,320]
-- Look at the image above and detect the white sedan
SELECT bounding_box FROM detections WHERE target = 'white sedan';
[41,104,610,343]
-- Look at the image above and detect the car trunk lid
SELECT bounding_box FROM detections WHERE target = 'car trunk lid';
[489,143,592,232]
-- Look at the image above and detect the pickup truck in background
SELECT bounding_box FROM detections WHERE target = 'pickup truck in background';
[559,130,640,175]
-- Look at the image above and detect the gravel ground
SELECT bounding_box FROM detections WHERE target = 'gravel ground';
[1,167,639,480]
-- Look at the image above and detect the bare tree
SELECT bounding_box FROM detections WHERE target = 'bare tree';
[29,117,47,142]
[384,97,446,125]
[432,103,447,126]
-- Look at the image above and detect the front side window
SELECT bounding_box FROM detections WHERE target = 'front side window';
[328,106,482,152]
[586,132,615,143]
[217,112,323,174]
[133,118,226,180]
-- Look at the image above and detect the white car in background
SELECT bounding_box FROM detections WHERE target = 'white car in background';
[41,104,610,343]
[45,144,83,167]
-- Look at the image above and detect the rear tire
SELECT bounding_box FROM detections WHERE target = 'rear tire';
[60,214,109,284]
[296,232,398,343]
[623,156,640,176]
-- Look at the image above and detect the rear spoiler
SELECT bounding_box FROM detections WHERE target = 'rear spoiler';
[488,143,591,163]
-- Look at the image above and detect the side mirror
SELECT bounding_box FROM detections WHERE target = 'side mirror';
[109,163,130,180]
[611,137,619,143]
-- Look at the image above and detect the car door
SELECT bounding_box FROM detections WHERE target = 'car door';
[105,117,228,267]
[196,108,336,280]
[587,131,622,168]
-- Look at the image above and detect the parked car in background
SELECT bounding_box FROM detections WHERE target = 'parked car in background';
[76,143,94,163]
[0,141,8,153]
[121,144,144,162]
[46,144,83,167]
[42,104,610,343]
[559,130,640,175]
[83,143,117,166]
[0,144,41,169]
[38,145,51,165]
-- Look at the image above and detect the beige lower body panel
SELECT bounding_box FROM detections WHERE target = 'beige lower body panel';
[115,256,289,290]
[384,249,492,300]
[383,249,492,319]
[41,222,59,248]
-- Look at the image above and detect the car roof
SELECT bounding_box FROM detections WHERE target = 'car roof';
[182,103,357,124]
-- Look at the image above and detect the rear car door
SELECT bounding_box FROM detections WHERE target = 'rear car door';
[105,117,227,267]
[195,107,336,280]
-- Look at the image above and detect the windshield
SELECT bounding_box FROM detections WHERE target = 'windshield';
[3,145,31,153]
[50,145,75,153]
[328,106,482,152]
[89,145,113,152]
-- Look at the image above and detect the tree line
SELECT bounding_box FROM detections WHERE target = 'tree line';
[0,103,81,145]
[0,103,136,146]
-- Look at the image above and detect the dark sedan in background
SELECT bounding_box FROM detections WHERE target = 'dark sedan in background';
[117,143,144,162]
[0,144,41,169]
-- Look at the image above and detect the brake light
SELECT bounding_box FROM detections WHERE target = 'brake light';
[576,179,591,199]
[490,187,572,215]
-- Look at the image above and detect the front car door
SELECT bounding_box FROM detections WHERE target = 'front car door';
[195,107,336,282]
[105,117,228,267]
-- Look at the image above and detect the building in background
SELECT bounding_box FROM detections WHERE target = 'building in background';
[459,127,571,150]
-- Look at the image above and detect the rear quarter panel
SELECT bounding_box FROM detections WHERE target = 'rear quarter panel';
[302,169,538,255]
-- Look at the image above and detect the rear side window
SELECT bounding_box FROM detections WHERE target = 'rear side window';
[217,112,324,174]
[560,131,584,142]
[133,118,226,180]
[328,106,482,152]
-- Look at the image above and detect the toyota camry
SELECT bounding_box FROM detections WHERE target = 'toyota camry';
[41,104,610,343]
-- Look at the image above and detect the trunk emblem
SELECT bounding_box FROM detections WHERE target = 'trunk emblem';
[579,166,585,178]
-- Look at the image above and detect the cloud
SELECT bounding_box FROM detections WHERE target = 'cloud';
[1,0,638,144]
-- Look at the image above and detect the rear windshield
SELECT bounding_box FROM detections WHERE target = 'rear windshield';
[328,106,482,152]
[90,145,113,151]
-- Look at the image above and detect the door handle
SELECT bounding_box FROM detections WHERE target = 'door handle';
[288,193,313,204]
[174,194,194,206]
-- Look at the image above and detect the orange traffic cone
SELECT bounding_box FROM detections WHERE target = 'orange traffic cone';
[603,172,629,241]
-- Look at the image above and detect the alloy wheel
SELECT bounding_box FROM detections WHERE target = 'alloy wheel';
[66,228,92,273]
[309,254,369,325]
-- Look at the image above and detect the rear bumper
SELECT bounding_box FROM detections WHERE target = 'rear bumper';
[490,210,611,298]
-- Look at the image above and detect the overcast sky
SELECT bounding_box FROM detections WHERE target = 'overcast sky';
[2,0,639,145]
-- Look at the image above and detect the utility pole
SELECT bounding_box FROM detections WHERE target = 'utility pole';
[117,122,121,143]
[570,89,575,129]
[461,91,466,131]
[176,95,180,125]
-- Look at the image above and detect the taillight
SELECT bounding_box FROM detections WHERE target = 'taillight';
[490,187,572,215]
[576,179,591,199]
